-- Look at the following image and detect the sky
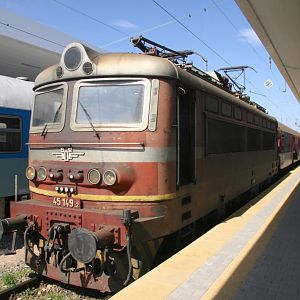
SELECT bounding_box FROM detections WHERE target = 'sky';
[1,0,300,131]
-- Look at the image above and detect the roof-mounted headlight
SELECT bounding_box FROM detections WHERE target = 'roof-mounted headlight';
[64,46,82,70]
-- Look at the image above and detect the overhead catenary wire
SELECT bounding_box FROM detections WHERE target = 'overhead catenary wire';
[100,0,217,49]
[0,20,65,48]
[151,0,232,66]
[51,0,130,37]
[100,16,188,48]
[210,0,288,96]
[212,0,300,129]
[151,0,298,127]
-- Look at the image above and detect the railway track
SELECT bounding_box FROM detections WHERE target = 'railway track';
[0,273,41,300]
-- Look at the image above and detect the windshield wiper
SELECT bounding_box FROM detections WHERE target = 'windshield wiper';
[78,101,100,140]
[41,122,48,137]
[40,103,63,137]
[53,102,62,123]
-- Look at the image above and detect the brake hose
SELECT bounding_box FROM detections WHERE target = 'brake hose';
[24,222,40,258]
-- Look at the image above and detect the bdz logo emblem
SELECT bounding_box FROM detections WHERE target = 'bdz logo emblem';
[52,148,85,162]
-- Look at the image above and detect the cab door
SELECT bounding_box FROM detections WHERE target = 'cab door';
[177,87,196,186]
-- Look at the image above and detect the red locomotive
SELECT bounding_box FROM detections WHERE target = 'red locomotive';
[0,37,299,292]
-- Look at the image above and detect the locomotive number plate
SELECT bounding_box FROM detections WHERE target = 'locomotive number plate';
[52,197,81,209]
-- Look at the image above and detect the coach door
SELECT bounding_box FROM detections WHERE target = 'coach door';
[177,87,196,187]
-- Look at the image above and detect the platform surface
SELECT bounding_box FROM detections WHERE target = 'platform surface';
[111,166,300,300]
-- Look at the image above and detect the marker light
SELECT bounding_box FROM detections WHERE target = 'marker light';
[82,62,93,74]
[56,66,63,78]
[103,170,117,186]
[37,167,47,181]
[26,166,36,180]
[87,169,101,185]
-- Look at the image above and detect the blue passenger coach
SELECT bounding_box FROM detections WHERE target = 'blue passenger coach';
[0,75,33,217]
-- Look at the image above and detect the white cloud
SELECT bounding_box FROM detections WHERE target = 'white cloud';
[112,19,138,29]
[238,28,261,46]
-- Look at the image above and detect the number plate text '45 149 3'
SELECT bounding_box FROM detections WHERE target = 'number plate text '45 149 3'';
[53,197,81,209]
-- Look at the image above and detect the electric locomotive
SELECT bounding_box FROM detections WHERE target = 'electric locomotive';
[0,37,293,292]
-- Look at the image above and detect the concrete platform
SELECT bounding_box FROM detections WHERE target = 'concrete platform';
[111,166,300,299]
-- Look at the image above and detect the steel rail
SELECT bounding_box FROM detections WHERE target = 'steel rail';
[0,274,41,300]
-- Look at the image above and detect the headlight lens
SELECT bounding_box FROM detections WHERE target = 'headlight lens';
[103,170,117,186]
[64,47,82,70]
[37,167,47,181]
[26,166,36,180]
[87,169,101,185]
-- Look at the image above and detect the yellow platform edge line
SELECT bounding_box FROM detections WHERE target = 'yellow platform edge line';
[201,169,300,300]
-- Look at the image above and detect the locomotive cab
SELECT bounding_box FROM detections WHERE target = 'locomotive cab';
[5,42,182,292]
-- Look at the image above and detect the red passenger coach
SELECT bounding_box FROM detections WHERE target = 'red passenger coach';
[277,122,300,169]
[0,37,298,293]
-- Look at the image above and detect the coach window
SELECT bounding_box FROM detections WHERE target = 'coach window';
[234,107,242,120]
[262,118,266,128]
[267,121,271,129]
[0,116,21,152]
[221,102,232,117]
[205,95,218,113]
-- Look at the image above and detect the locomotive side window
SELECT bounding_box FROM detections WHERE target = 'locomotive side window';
[221,102,232,117]
[31,83,67,133]
[247,112,253,123]
[254,115,260,126]
[71,79,150,131]
[271,123,276,130]
[205,95,218,113]
[262,131,275,150]
[0,115,21,152]
[247,127,261,151]
[234,107,242,120]
[207,118,245,154]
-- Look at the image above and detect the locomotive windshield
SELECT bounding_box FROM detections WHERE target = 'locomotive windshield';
[71,80,149,130]
[76,83,145,126]
[31,84,66,131]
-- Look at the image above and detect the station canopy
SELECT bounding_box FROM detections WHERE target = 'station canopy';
[0,9,102,81]
[235,0,300,103]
